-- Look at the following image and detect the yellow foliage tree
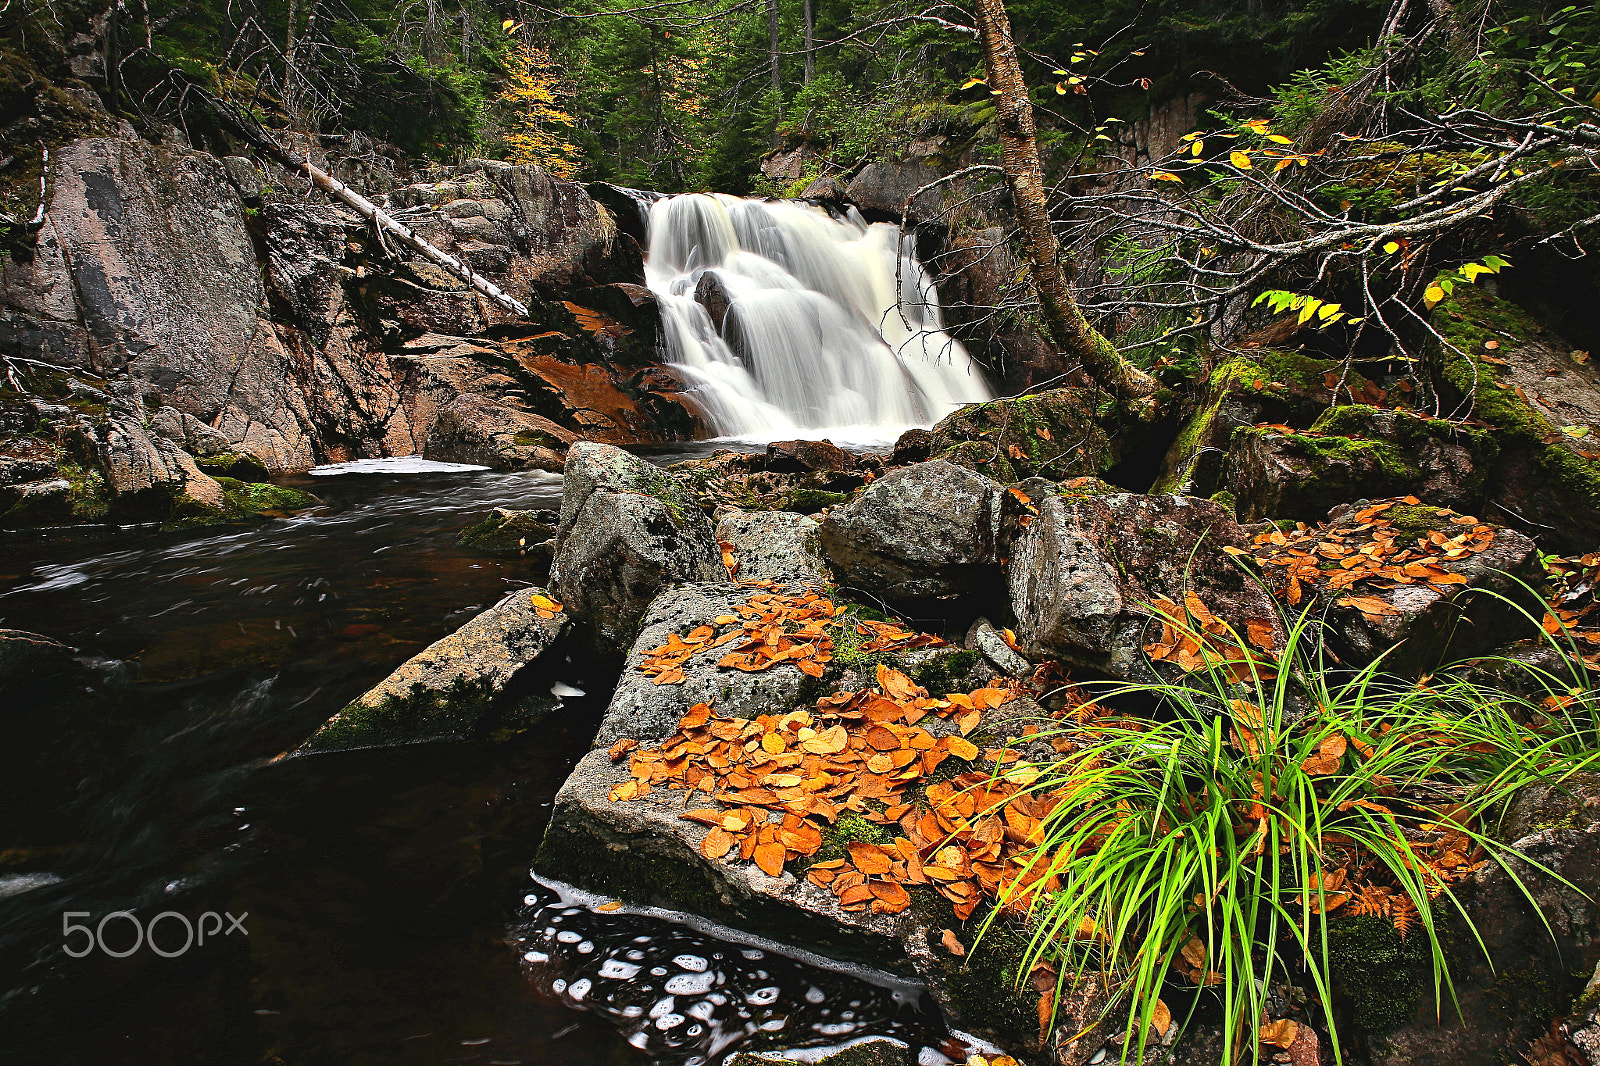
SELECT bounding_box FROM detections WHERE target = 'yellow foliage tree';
[497,41,582,179]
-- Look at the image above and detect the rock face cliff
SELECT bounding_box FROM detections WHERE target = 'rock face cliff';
[1,111,693,527]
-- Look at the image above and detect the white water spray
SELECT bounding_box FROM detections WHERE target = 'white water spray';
[643,193,992,444]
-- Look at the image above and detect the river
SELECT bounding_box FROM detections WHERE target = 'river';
[0,457,949,1065]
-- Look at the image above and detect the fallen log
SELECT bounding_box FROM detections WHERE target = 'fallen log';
[292,155,529,318]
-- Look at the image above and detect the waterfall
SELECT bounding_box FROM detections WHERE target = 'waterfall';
[643,193,992,444]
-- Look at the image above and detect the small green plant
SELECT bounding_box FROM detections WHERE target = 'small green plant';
[1252,289,1364,327]
[1422,255,1511,309]
[997,598,1597,1064]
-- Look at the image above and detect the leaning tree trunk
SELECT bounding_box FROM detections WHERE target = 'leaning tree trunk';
[971,0,1161,415]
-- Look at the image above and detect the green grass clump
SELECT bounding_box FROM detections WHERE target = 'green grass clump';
[994,600,1598,1064]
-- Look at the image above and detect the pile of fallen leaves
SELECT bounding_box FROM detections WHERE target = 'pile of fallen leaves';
[1542,551,1600,672]
[636,585,943,684]
[607,661,1054,919]
[1142,591,1280,683]
[1240,497,1492,622]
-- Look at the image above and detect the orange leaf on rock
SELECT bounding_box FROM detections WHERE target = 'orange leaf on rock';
[1260,1019,1299,1048]
[608,738,639,761]
[849,842,893,875]
[946,736,980,761]
[870,880,911,914]
[753,840,788,877]
[701,826,736,860]
[940,928,966,956]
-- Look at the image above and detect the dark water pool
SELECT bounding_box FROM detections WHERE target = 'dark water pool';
[0,459,947,1066]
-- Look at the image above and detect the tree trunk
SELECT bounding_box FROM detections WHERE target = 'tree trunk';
[767,0,782,96]
[970,0,1160,414]
[283,0,301,123]
[802,0,814,84]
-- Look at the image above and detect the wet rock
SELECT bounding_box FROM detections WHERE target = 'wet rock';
[726,1037,911,1066]
[799,175,850,203]
[934,227,1061,393]
[552,443,725,656]
[1562,961,1600,1062]
[846,161,944,219]
[694,270,735,333]
[1154,348,1381,500]
[1008,493,1285,680]
[297,586,569,753]
[819,461,1005,603]
[926,390,1121,484]
[0,630,80,691]
[888,429,934,467]
[0,478,80,526]
[670,447,881,515]
[765,438,856,474]
[1311,505,1542,676]
[1227,406,1493,524]
[716,510,830,585]
[1365,773,1600,1066]
[423,393,577,472]
[539,715,1106,1061]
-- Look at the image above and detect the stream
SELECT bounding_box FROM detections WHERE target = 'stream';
[0,456,950,1065]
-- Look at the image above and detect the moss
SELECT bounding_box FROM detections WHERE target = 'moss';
[195,452,269,481]
[908,893,1039,1050]
[785,489,849,514]
[1208,489,1237,514]
[812,811,895,865]
[1383,504,1459,541]
[219,478,319,514]
[61,462,109,520]
[457,509,554,555]
[300,672,554,753]
[930,389,1120,483]
[1323,915,1429,1032]
[909,649,981,696]
[164,478,319,529]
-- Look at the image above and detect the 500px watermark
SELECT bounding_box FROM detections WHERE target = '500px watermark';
[62,910,247,958]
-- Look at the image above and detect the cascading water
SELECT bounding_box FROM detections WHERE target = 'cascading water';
[644,193,992,444]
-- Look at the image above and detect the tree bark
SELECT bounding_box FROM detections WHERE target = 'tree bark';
[802,0,814,84]
[970,0,1160,414]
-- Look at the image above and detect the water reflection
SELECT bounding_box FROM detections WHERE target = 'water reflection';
[516,877,960,1065]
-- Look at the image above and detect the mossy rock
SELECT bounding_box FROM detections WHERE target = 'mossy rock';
[1226,406,1495,524]
[194,452,270,482]
[1430,289,1600,553]
[927,389,1121,483]
[1154,349,1380,497]
[457,507,557,556]
[164,478,319,529]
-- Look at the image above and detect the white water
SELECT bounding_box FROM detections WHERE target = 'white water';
[643,193,992,445]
